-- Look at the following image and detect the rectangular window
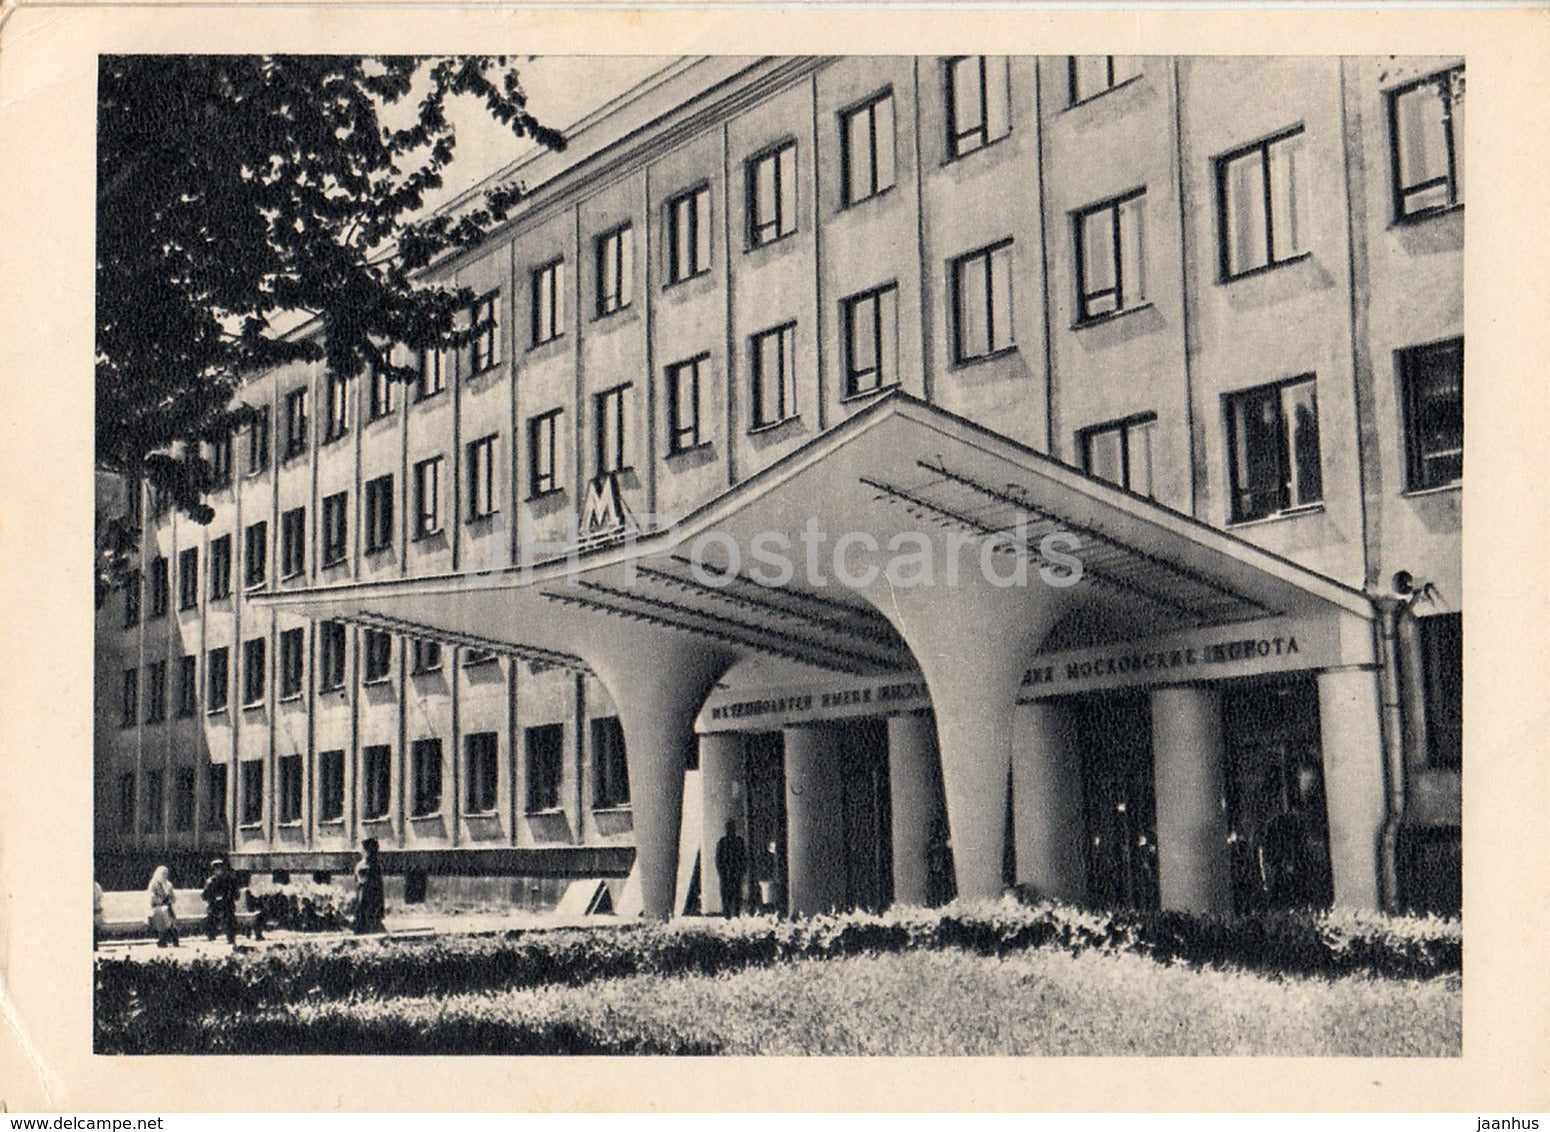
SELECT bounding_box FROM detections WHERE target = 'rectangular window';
[280,507,305,578]
[750,323,797,428]
[178,547,198,610]
[362,745,392,820]
[1068,55,1141,104]
[595,225,634,317]
[118,773,136,834]
[175,654,197,717]
[121,668,138,727]
[525,723,564,813]
[468,291,500,373]
[364,629,392,683]
[145,660,166,723]
[412,639,442,674]
[410,738,443,817]
[462,647,495,667]
[321,491,349,566]
[947,56,1011,158]
[123,568,141,628]
[1219,128,1307,279]
[368,361,395,420]
[284,388,309,459]
[666,186,712,284]
[242,637,266,706]
[239,760,263,826]
[144,769,164,834]
[1390,67,1464,219]
[208,433,233,487]
[594,385,630,475]
[1076,191,1147,321]
[364,474,394,552]
[591,716,630,809]
[747,141,797,248]
[953,241,1015,361]
[1226,376,1324,523]
[325,374,350,441]
[531,259,565,346]
[173,767,196,832]
[666,355,707,454]
[279,627,305,699]
[1080,414,1157,498]
[841,91,896,207]
[244,520,267,588]
[209,535,231,599]
[207,646,229,712]
[278,754,303,825]
[465,732,499,814]
[148,556,169,618]
[467,434,500,520]
[1401,337,1463,491]
[318,621,346,691]
[1419,613,1463,770]
[247,407,270,474]
[528,410,562,496]
[842,283,900,396]
[207,764,227,828]
[413,456,443,539]
[417,348,447,400]
[319,749,345,822]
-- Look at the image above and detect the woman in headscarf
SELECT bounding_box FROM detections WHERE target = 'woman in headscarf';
[147,865,179,947]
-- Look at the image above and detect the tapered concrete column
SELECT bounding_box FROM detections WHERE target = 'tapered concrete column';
[1011,700,1087,903]
[699,733,746,916]
[1151,684,1232,913]
[784,725,845,916]
[887,712,941,906]
[1317,668,1388,909]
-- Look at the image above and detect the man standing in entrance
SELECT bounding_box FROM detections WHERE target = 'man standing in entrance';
[714,820,747,918]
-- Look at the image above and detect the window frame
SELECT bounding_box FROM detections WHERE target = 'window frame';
[363,629,393,684]
[321,490,349,567]
[593,384,631,476]
[368,360,396,421]
[247,407,271,474]
[178,546,199,610]
[749,322,798,430]
[318,749,346,823]
[595,224,634,318]
[410,737,443,818]
[279,626,306,700]
[531,258,566,347]
[528,409,563,498]
[468,291,501,374]
[239,759,263,827]
[283,388,309,460]
[122,568,141,628]
[324,372,351,442]
[1066,55,1142,106]
[279,507,306,579]
[464,731,500,815]
[243,520,268,589]
[144,659,166,723]
[411,639,443,675]
[1388,66,1464,222]
[746,140,799,250]
[318,621,347,692]
[175,654,198,718]
[241,636,266,707]
[364,474,394,553]
[173,766,196,832]
[277,754,304,826]
[466,434,500,521]
[416,347,448,401]
[1399,336,1464,492]
[665,185,712,285]
[524,723,564,814]
[1074,189,1148,323]
[1078,413,1158,498]
[952,240,1016,362]
[121,667,138,728]
[842,282,900,397]
[208,432,233,487]
[840,89,897,208]
[206,646,229,713]
[147,555,169,619]
[1216,126,1308,281]
[412,455,444,539]
[1224,374,1325,524]
[946,56,1011,160]
[665,355,708,455]
[591,715,630,810]
[143,768,164,834]
[362,744,392,820]
[209,535,232,600]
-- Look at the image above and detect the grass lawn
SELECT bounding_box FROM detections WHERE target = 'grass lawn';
[188,946,1460,1056]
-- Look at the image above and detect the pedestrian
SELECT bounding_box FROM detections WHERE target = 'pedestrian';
[201,857,240,945]
[1257,763,1334,910]
[714,819,747,918]
[147,865,179,947]
[353,838,385,935]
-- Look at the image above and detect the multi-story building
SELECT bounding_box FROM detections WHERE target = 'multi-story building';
[95,54,1463,918]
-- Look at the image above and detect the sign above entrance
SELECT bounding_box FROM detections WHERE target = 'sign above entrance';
[698,675,930,733]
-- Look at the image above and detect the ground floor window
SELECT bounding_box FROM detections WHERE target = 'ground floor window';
[591,716,630,809]
[118,772,135,833]
[173,767,196,832]
[143,769,163,834]
[465,732,499,814]
[319,749,345,822]
[207,764,227,828]
[1419,613,1463,769]
[362,745,391,820]
[240,760,263,826]
[1226,375,1322,522]
[278,754,303,825]
[525,723,563,813]
[410,738,442,817]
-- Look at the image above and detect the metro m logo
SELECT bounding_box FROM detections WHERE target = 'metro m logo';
[579,472,632,548]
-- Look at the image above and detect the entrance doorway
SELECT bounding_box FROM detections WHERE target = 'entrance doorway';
[742,732,787,914]
[1074,692,1159,910]
[836,718,893,912]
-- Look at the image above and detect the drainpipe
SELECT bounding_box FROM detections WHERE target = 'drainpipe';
[1371,594,1407,912]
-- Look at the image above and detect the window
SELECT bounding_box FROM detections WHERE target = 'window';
[207,764,227,828]
[410,738,442,817]
[247,407,270,474]
[666,186,712,283]
[413,456,443,538]
[364,629,392,683]
[465,732,499,814]
[1081,414,1157,498]
[318,621,347,691]
[244,521,267,588]
[123,568,141,628]
[324,373,350,441]
[593,385,630,475]
[207,646,229,711]
[841,91,896,206]
[953,241,1015,361]
[747,141,797,248]
[1076,191,1147,321]
[242,637,266,706]
[947,56,1010,158]
[666,355,707,454]
[750,323,797,428]
[468,291,500,373]
[173,767,196,832]
[1400,337,1463,491]
[208,433,233,487]
[280,507,306,578]
[417,348,447,400]
[1218,128,1307,279]
[278,755,303,824]
[321,491,348,566]
[145,660,166,723]
[148,556,169,618]
[842,283,900,396]
[365,474,394,552]
[1389,67,1464,219]
[175,654,197,717]
[591,716,630,809]
[319,749,345,822]
[1068,55,1141,104]
[209,535,232,599]
[284,388,309,459]
[467,434,500,520]
[368,361,396,420]
[121,668,138,727]
[462,647,495,667]
[118,773,136,834]
[412,639,442,674]
[525,724,564,813]
[279,627,305,699]
[362,745,392,820]
[595,225,634,317]
[178,547,198,610]
[531,259,565,346]
[1226,376,1323,523]
[528,410,562,496]
[240,760,263,826]
[144,769,163,834]
[1418,613,1463,770]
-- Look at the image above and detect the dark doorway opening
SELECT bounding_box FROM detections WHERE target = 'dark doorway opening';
[837,718,893,912]
[742,732,787,914]
[1075,691,1159,910]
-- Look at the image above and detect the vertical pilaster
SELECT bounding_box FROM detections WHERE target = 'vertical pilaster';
[1151,684,1232,913]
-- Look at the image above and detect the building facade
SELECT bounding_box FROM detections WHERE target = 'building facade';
[95,55,1463,917]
